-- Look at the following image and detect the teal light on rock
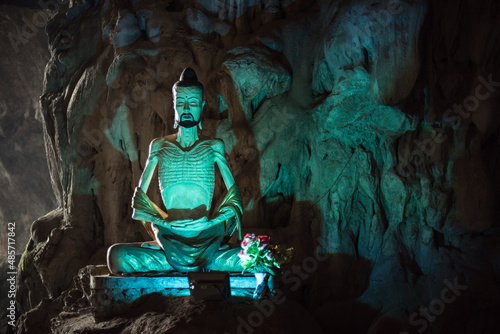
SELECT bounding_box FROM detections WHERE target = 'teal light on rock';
[104,98,138,162]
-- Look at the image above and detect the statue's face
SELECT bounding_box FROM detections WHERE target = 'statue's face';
[173,86,205,128]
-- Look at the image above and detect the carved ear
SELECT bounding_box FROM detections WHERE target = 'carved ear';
[198,122,202,130]
[174,121,178,129]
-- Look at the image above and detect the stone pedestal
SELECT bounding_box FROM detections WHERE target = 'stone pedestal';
[88,265,256,319]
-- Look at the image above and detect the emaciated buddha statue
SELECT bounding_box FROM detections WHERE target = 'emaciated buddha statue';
[107,67,243,274]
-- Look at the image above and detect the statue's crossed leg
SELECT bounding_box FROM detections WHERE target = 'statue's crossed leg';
[107,242,242,274]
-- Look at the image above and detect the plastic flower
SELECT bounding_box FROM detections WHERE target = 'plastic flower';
[241,233,256,250]
[257,235,270,250]
[238,234,293,275]
[265,247,276,261]
[243,233,256,240]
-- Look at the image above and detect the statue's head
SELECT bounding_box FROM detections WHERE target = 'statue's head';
[172,67,205,129]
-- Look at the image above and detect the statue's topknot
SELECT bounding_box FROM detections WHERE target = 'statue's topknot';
[179,67,198,82]
[173,67,204,97]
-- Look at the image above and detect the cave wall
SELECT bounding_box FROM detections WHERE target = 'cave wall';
[0,4,56,332]
[0,4,55,260]
[16,0,500,333]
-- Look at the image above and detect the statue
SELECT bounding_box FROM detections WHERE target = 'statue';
[107,67,244,274]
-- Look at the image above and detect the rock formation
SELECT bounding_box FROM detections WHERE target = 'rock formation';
[13,0,500,333]
[0,3,56,333]
[0,3,55,260]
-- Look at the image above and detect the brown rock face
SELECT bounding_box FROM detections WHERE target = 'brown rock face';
[0,4,55,259]
[14,0,500,333]
[0,4,57,332]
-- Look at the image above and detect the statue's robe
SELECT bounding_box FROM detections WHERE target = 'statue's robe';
[111,184,243,273]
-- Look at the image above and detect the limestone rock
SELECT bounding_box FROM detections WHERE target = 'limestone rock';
[224,46,292,121]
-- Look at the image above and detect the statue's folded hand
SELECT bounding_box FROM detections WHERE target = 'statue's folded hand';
[161,217,214,238]
[169,218,201,228]
[153,212,234,237]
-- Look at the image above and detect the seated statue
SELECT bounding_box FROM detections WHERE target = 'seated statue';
[107,67,243,274]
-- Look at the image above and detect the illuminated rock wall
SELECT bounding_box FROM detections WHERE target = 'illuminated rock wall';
[16,0,500,333]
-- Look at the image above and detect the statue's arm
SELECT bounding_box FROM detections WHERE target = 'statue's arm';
[138,139,160,192]
[213,139,235,190]
[132,139,168,223]
[212,139,242,238]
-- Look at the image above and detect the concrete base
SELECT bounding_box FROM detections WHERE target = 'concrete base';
[89,265,257,319]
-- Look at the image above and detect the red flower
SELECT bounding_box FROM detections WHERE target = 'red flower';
[258,235,270,244]
[244,233,256,240]
[241,233,257,251]
[257,235,270,250]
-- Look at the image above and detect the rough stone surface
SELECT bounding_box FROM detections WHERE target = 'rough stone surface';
[12,0,500,333]
[0,4,56,334]
[0,4,56,257]
[51,294,324,334]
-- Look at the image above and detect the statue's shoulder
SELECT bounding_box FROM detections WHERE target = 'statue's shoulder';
[199,135,224,147]
[149,135,177,153]
[209,138,224,154]
[199,135,224,148]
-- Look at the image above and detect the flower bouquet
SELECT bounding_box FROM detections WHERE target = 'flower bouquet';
[238,233,293,298]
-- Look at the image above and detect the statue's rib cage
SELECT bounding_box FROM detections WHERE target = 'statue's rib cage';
[156,140,215,206]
